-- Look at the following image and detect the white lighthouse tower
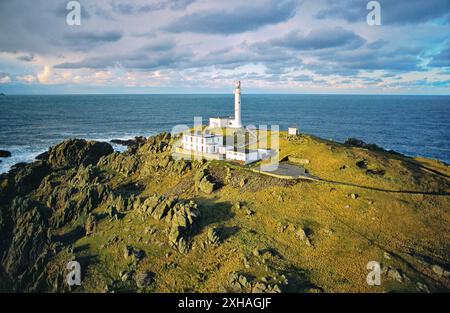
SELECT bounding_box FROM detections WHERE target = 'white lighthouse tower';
[231,80,243,128]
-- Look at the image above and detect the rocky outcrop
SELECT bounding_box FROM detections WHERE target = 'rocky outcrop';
[139,195,200,253]
[5,161,52,196]
[1,197,51,291]
[345,138,383,152]
[98,152,140,176]
[137,132,172,155]
[227,272,285,293]
[46,139,113,169]
[195,168,217,194]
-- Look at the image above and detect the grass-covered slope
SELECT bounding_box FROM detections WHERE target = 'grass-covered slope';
[0,132,448,292]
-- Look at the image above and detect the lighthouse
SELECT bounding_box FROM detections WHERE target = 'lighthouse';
[231,80,243,128]
[208,80,244,129]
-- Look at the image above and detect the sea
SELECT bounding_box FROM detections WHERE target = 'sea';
[0,94,449,173]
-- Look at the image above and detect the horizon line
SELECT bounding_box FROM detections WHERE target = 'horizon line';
[2,92,450,96]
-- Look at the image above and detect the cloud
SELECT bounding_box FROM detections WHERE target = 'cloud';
[56,31,123,50]
[316,0,450,25]
[428,46,450,67]
[258,27,366,51]
[17,74,37,83]
[1,0,449,94]
[37,65,53,84]
[164,0,297,34]
[0,72,11,83]
[305,45,424,75]
[110,0,195,15]
[54,39,192,70]
[292,74,313,81]
[16,54,35,62]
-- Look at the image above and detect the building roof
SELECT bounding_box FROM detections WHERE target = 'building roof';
[184,132,219,138]
[210,116,232,119]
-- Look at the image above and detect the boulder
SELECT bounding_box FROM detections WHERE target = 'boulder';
[46,139,113,169]
[198,177,215,194]
[204,227,221,247]
[0,150,11,158]
[135,271,155,288]
[295,227,312,247]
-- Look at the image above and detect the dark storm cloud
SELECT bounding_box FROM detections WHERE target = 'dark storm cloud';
[164,0,298,34]
[316,0,450,25]
[258,27,366,51]
[428,46,450,67]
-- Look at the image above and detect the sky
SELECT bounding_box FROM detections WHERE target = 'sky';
[0,0,449,94]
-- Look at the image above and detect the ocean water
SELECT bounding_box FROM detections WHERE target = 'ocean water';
[0,94,449,173]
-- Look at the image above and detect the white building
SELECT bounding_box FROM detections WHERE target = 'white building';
[288,127,299,135]
[182,132,223,155]
[226,148,259,164]
[209,117,231,128]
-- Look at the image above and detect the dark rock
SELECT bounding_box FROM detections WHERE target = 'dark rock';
[356,160,368,169]
[135,271,154,288]
[123,245,145,262]
[85,213,97,236]
[1,198,51,291]
[35,151,48,160]
[46,139,113,169]
[0,150,11,158]
[345,138,383,151]
[366,169,385,176]
[13,161,51,195]
[119,270,134,282]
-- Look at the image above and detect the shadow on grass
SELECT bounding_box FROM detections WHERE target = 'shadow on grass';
[192,196,235,235]
[282,266,318,292]
[52,225,85,246]
[216,225,241,241]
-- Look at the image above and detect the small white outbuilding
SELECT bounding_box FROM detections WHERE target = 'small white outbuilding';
[288,127,299,135]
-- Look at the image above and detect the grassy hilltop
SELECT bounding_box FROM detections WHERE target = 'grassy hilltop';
[0,131,449,292]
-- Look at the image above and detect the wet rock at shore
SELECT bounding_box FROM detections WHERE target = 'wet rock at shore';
[110,136,146,153]
[0,150,11,158]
